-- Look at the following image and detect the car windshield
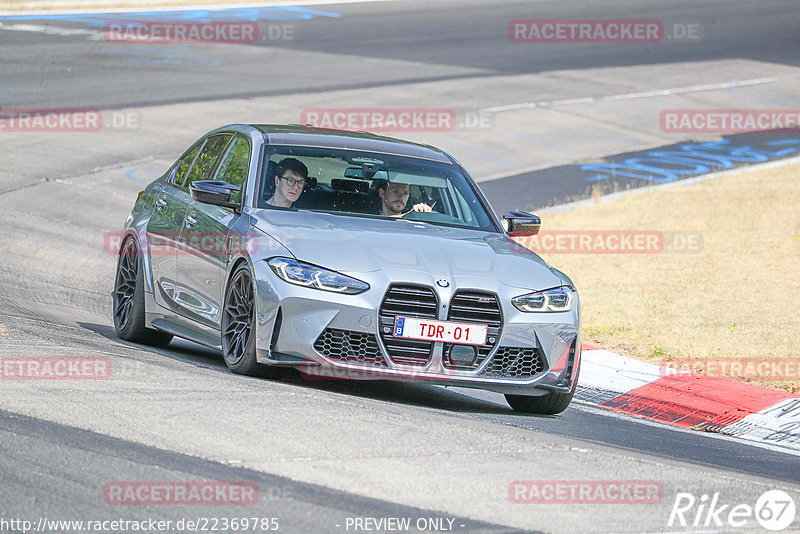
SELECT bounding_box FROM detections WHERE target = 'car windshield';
[257,145,499,232]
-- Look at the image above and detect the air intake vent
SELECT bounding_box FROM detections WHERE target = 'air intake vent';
[379,284,438,365]
[313,328,386,367]
[444,291,502,369]
[481,347,546,379]
[565,340,577,381]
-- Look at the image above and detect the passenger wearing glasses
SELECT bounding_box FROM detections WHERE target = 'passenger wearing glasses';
[266,158,308,208]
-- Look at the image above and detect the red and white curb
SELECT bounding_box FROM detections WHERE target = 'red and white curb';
[577,347,800,451]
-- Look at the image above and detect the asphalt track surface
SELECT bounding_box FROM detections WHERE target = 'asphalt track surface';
[1,1,800,533]
[1,0,800,109]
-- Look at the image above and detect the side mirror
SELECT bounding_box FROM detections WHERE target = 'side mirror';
[190,180,241,212]
[503,211,541,236]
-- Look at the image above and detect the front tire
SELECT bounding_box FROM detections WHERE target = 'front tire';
[221,263,280,377]
[505,366,580,415]
[113,237,173,348]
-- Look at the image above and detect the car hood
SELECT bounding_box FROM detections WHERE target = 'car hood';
[250,209,564,290]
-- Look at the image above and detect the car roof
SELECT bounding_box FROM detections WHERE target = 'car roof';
[248,124,453,163]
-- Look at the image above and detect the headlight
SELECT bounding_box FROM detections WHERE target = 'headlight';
[512,286,574,312]
[267,258,369,295]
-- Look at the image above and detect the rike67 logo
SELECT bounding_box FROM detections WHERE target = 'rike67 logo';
[668,490,796,531]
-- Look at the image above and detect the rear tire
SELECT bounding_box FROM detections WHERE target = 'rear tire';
[505,366,579,415]
[113,237,173,348]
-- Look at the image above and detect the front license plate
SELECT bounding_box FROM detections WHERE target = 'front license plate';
[393,317,488,345]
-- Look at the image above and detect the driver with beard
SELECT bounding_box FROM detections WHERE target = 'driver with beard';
[375,180,433,217]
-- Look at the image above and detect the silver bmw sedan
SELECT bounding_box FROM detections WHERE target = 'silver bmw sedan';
[113,124,581,414]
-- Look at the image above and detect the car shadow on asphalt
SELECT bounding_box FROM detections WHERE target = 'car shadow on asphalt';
[80,322,543,417]
[279,369,517,415]
[78,321,226,369]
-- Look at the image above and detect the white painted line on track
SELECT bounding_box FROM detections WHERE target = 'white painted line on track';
[0,22,103,37]
[480,77,785,114]
[0,0,396,17]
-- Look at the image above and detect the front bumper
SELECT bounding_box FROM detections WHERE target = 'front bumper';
[253,262,580,396]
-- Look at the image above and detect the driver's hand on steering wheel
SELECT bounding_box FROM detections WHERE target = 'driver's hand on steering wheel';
[411,202,433,212]
[399,201,436,218]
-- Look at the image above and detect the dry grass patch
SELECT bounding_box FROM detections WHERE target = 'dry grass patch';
[520,161,800,392]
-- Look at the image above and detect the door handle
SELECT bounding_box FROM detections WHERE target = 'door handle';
[156,197,167,211]
[185,213,197,228]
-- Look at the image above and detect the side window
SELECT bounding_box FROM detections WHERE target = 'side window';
[173,141,203,186]
[214,135,251,205]
[184,134,232,189]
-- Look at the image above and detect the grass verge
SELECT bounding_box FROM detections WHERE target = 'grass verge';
[515,160,800,393]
